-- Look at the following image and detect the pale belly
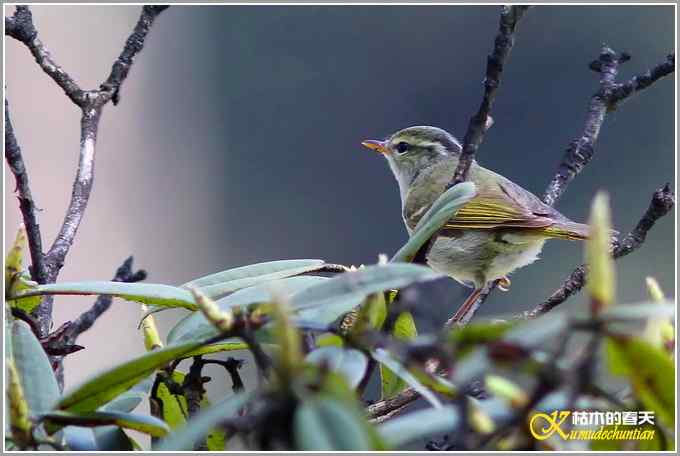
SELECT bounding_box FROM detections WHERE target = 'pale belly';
[425,230,547,289]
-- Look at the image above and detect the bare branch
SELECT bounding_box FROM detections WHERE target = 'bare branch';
[43,108,101,278]
[476,48,674,323]
[45,257,146,388]
[6,5,168,337]
[100,6,169,105]
[611,53,675,105]
[366,387,419,420]
[451,5,531,185]
[542,48,673,207]
[4,99,48,285]
[62,256,147,342]
[5,6,85,106]
[413,5,530,274]
[522,184,674,319]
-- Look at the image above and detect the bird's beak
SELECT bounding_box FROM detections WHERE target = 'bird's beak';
[361,139,389,155]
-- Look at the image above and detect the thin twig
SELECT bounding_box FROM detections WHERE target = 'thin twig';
[522,184,674,319]
[416,6,530,322]
[47,257,147,388]
[5,5,169,338]
[4,99,47,285]
[451,5,530,186]
[203,358,246,393]
[366,387,420,419]
[44,107,102,280]
[541,48,673,207]
[60,257,147,343]
[99,6,169,105]
[5,6,85,106]
[472,48,673,323]
[610,53,675,106]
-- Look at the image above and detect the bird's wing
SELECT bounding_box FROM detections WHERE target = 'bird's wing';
[444,179,556,230]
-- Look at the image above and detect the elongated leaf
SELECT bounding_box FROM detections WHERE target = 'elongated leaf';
[155,392,251,451]
[605,336,675,427]
[381,312,417,398]
[12,281,197,310]
[294,397,374,450]
[93,426,134,451]
[183,259,325,289]
[377,405,459,448]
[292,264,441,324]
[306,346,368,388]
[11,320,60,414]
[167,276,326,344]
[5,224,27,287]
[391,182,476,263]
[100,375,154,413]
[182,342,249,358]
[5,226,41,313]
[372,349,441,408]
[57,341,202,412]
[62,426,98,451]
[599,301,675,321]
[8,276,41,314]
[156,371,189,429]
[190,262,327,300]
[41,410,169,437]
[586,192,615,312]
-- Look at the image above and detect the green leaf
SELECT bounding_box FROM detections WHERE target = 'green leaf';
[391,182,476,263]
[154,371,225,449]
[99,375,154,413]
[8,276,41,314]
[294,397,374,450]
[586,192,615,312]
[381,311,417,398]
[182,341,249,357]
[503,311,567,348]
[372,348,441,408]
[92,426,134,451]
[156,371,189,429]
[12,281,197,310]
[605,336,675,428]
[155,392,251,451]
[448,320,514,357]
[377,405,459,448]
[57,341,203,412]
[167,276,326,344]
[92,377,153,450]
[599,301,675,321]
[183,259,325,288]
[292,264,441,324]
[5,224,27,288]
[41,410,169,437]
[306,346,368,388]
[10,320,60,414]
[186,259,327,299]
[316,333,344,347]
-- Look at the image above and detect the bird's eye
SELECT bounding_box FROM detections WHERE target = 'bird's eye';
[395,142,410,154]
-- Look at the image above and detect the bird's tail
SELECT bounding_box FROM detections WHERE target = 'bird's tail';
[540,221,591,241]
[540,221,619,242]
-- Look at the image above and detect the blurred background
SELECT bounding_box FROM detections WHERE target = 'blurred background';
[4,4,675,400]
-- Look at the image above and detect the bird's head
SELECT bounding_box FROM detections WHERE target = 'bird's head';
[362,126,462,198]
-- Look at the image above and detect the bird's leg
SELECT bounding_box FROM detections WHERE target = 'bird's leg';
[497,276,511,292]
[446,287,483,328]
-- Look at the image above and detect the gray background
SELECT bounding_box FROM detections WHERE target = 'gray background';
[4,5,675,397]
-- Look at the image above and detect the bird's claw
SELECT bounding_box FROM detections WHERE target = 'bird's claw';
[497,276,511,292]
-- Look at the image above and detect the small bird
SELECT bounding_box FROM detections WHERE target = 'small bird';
[362,126,590,324]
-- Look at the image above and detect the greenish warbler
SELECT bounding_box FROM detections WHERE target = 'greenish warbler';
[362,126,589,323]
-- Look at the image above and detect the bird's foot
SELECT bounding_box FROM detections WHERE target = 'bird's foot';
[497,276,511,292]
